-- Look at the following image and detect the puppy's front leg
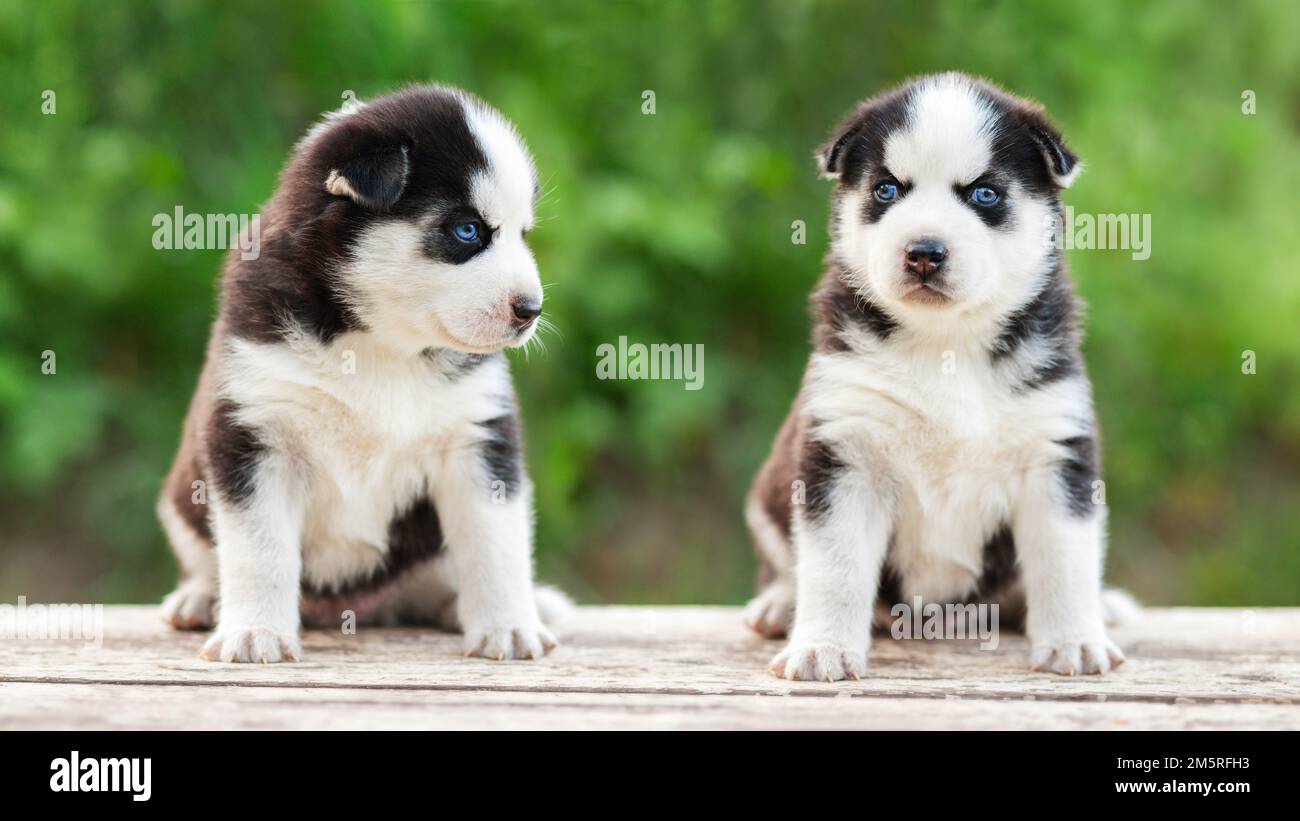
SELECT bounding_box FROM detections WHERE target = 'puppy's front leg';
[438,419,555,661]
[201,454,304,663]
[1014,454,1124,675]
[771,437,891,681]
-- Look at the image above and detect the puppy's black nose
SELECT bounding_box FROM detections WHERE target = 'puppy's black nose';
[510,296,541,329]
[904,238,947,280]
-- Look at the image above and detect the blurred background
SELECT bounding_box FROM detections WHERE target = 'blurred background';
[2,0,1297,608]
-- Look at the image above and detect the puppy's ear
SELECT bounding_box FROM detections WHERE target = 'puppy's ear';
[816,122,862,181]
[324,143,410,212]
[1018,106,1081,189]
[816,93,900,182]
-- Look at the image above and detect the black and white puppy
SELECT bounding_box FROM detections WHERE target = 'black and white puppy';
[159,85,568,663]
[745,72,1127,680]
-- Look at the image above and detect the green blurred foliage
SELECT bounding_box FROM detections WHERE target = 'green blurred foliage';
[1,0,1297,605]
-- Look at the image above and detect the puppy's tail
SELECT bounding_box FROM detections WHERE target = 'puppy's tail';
[1101,587,1142,627]
[534,584,575,630]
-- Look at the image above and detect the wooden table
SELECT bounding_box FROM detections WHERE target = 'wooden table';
[1,606,1297,730]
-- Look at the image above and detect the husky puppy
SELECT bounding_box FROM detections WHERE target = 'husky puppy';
[745,72,1127,680]
[159,85,568,663]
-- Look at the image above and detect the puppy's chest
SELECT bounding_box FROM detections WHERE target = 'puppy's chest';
[809,349,1069,599]
[226,342,510,584]
[306,371,500,588]
[812,348,1054,477]
[285,369,473,478]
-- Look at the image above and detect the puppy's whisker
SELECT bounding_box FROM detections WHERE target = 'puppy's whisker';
[535,315,563,343]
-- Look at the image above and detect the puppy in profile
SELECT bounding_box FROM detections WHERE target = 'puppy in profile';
[159,85,568,663]
[745,72,1128,680]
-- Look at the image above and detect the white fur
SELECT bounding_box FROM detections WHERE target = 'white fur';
[201,447,305,663]
[772,459,890,681]
[462,98,538,232]
[341,215,541,354]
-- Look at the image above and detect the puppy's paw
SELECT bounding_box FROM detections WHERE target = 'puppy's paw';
[160,581,216,630]
[463,624,558,660]
[743,583,794,639]
[769,641,866,682]
[1031,633,1125,676]
[201,626,301,664]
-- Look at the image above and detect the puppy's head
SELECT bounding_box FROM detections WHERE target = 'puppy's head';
[820,72,1079,325]
[289,85,542,355]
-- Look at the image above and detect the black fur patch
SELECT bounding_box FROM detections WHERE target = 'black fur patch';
[479,413,523,498]
[207,400,265,506]
[422,348,493,379]
[814,260,899,351]
[331,143,411,212]
[800,435,845,523]
[1027,126,1078,182]
[990,267,1082,390]
[975,83,1075,199]
[303,495,445,598]
[385,496,445,559]
[1055,435,1100,517]
[876,563,904,608]
[820,86,914,189]
[975,522,1020,596]
[221,231,366,345]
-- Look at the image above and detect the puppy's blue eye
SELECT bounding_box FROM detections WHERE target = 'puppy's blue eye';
[453,221,480,242]
[874,182,899,203]
[970,186,1001,206]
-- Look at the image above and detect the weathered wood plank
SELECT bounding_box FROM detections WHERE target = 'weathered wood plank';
[1,606,1297,729]
[3,682,1297,730]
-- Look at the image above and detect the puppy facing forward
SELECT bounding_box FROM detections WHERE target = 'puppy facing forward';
[745,72,1128,680]
[159,85,569,663]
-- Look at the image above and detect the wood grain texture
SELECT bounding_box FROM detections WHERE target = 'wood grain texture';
[1,606,1297,729]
